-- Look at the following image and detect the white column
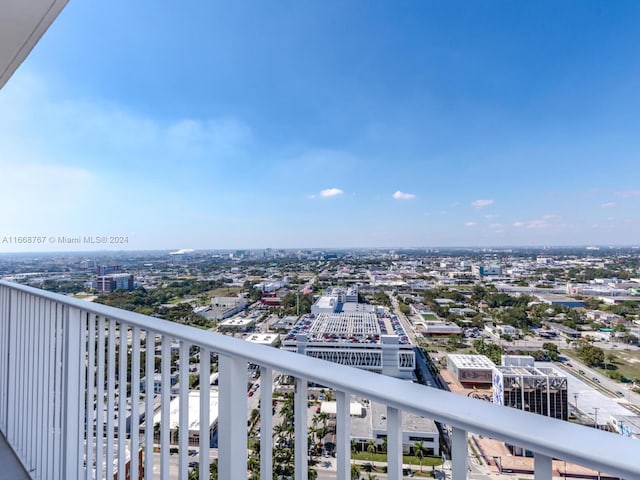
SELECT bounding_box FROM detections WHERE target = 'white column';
[534,453,553,480]
[294,377,308,480]
[259,366,273,480]
[106,319,117,479]
[387,406,402,480]
[451,427,468,480]
[160,337,171,480]
[335,390,351,480]
[218,354,247,480]
[95,316,106,480]
[144,333,155,480]
[62,306,83,480]
[178,341,190,480]
[199,348,211,480]
[130,326,141,480]
[118,323,128,480]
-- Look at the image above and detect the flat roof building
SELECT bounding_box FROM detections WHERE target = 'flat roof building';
[245,333,280,347]
[492,364,568,421]
[447,354,495,385]
[218,316,255,332]
[148,389,219,446]
[349,399,439,455]
[422,321,462,336]
[282,308,414,379]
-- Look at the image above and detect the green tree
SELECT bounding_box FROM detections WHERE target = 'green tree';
[576,343,604,367]
[366,440,376,462]
[414,440,427,472]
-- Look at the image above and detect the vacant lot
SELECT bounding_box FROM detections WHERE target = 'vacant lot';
[206,286,242,297]
[563,347,640,382]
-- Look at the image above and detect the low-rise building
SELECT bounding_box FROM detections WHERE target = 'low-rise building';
[447,354,495,385]
[211,295,247,320]
[218,316,255,332]
[245,333,280,347]
[422,321,462,336]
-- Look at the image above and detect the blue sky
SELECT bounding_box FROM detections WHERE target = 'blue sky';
[1,1,639,251]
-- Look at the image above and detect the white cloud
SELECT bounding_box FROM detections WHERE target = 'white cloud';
[471,199,494,209]
[616,190,640,198]
[489,223,504,229]
[513,214,561,229]
[600,202,617,208]
[484,214,499,220]
[319,188,344,198]
[464,222,478,227]
[392,191,416,200]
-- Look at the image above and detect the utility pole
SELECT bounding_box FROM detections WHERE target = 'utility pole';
[573,393,579,418]
[593,407,599,429]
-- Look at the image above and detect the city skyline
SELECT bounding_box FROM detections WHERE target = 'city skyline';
[1,1,640,252]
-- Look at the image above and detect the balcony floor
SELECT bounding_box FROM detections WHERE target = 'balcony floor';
[0,433,30,480]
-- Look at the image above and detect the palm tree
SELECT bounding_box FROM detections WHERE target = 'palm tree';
[351,463,361,480]
[350,439,358,465]
[366,440,376,462]
[414,440,426,473]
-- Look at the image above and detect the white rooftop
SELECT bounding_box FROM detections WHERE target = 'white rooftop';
[152,389,219,433]
[448,354,495,369]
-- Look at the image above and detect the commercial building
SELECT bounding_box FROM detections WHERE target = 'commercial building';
[148,389,219,446]
[96,273,134,293]
[472,265,502,277]
[534,294,585,308]
[283,290,414,379]
[245,333,280,347]
[422,321,462,336]
[348,399,440,455]
[492,360,568,421]
[211,295,247,320]
[310,286,359,315]
[218,316,255,332]
[447,354,495,385]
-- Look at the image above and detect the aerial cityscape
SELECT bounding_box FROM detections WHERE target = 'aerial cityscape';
[1,1,640,480]
[1,247,639,478]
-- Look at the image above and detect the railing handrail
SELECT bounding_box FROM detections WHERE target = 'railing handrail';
[1,279,638,479]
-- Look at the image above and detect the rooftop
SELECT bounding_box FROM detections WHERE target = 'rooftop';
[448,354,495,369]
[284,311,410,345]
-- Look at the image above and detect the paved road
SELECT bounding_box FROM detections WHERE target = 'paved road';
[387,292,419,346]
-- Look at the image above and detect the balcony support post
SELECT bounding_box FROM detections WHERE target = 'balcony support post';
[199,348,211,480]
[178,341,190,480]
[218,354,247,480]
[535,453,553,480]
[387,406,402,480]
[451,427,468,480]
[294,377,308,480]
[62,306,83,480]
[259,366,273,480]
[336,390,350,480]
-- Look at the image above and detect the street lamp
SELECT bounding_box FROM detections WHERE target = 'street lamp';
[593,407,599,429]
[573,393,579,417]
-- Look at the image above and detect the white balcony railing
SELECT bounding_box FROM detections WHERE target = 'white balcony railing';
[0,280,638,480]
